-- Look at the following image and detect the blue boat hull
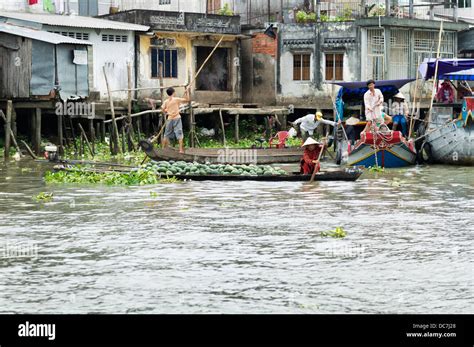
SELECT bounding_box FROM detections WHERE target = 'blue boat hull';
[348,142,416,168]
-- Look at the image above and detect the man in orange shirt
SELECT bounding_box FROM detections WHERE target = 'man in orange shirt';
[162,87,190,153]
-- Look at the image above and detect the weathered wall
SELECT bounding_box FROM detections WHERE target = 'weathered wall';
[0,33,31,98]
[137,33,240,104]
[241,30,277,105]
[45,25,135,101]
[277,22,359,109]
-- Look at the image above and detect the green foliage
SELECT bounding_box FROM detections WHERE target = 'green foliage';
[296,10,308,23]
[321,227,347,238]
[44,168,175,186]
[368,165,384,173]
[218,3,233,16]
[34,192,54,202]
[306,12,317,22]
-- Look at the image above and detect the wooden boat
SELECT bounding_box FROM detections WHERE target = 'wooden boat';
[347,130,417,168]
[139,140,303,164]
[53,165,363,182]
[170,168,363,182]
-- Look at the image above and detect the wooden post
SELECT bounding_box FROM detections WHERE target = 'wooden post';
[96,122,100,143]
[127,62,135,139]
[219,109,226,145]
[101,121,106,143]
[89,119,95,154]
[103,66,122,153]
[58,114,64,156]
[4,101,12,159]
[11,106,17,138]
[136,117,142,142]
[34,108,41,155]
[235,114,239,142]
[121,126,126,153]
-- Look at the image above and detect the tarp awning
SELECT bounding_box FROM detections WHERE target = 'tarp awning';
[328,79,415,90]
[440,68,474,81]
[419,58,474,80]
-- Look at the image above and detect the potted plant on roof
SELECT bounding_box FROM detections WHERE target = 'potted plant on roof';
[296,10,308,23]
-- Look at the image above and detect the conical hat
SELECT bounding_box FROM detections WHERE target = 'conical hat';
[301,137,320,147]
[345,116,360,126]
[393,92,405,100]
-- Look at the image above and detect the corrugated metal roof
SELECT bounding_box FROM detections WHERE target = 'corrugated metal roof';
[0,23,92,45]
[0,11,149,32]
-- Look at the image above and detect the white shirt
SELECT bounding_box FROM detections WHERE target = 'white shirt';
[293,114,336,135]
[364,88,384,121]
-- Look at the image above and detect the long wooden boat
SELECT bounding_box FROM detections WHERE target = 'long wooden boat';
[53,165,363,182]
[139,140,303,164]
[170,168,362,182]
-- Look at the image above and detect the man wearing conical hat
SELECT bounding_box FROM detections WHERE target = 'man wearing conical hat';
[391,92,409,137]
[300,137,324,175]
[293,111,338,141]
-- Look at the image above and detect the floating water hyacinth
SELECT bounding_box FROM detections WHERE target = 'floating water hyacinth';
[34,192,53,202]
[321,227,347,238]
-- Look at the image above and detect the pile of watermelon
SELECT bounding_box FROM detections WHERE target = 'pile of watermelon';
[142,160,288,176]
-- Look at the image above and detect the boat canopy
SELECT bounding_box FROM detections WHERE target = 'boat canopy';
[419,58,474,80]
[440,68,474,81]
[329,79,415,120]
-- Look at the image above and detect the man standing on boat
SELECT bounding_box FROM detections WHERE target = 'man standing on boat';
[293,112,338,142]
[363,80,384,133]
[162,87,190,154]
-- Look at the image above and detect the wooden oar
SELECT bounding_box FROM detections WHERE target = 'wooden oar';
[310,142,326,183]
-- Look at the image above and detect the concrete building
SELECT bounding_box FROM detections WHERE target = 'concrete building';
[0,11,149,100]
[102,9,242,105]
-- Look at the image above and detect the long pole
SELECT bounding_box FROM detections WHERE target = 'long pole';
[408,56,422,139]
[146,36,225,146]
[427,21,444,125]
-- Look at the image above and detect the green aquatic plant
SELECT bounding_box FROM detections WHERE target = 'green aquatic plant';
[34,192,53,202]
[368,165,384,173]
[44,168,175,186]
[321,227,347,238]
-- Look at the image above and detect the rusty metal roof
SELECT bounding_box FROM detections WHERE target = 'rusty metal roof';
[0,11,149,31]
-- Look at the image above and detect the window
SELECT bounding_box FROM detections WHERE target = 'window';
[207,0,221,14]
[458,0,471,7]
[325,53,344,81]
[49,31,89,41]
[159,0,171,4]
[293,53,311,81]
[102,34,128,42]
[151,48,178,78]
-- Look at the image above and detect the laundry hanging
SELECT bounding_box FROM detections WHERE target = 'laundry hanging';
[54,0,65,14]
[43,0,55,13]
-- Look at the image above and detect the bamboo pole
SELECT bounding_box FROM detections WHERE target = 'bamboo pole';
[78,123,94,156]
[21,140,37,159]
[127,62,133,125]
[103,66,122,154]
[235,114,239,142]
[188,35,225,88]
[110,84,187,93]
[408,56,422,139]
[427,21,444,125]
[219,109,226,146]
